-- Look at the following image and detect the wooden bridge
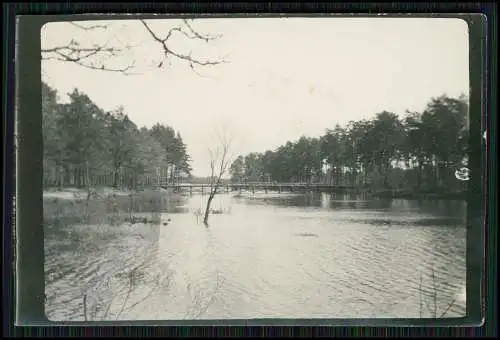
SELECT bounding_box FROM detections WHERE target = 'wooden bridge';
[160,182,355,193]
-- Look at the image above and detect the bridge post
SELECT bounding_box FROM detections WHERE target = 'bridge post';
[264,186,268,194]
[201,185,204,195]
[190,185,193,196]
[252,186,255,194]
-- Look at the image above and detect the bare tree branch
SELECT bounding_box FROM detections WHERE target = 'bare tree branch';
[209,154,216,189]
[203,128,232,225]
[140,19,227,73]
[69,22,109,30]
[42,19,226,76]
[42,38,136,74]
[43,54,136,74]
[42,21,137,74]
[182,19,222,42]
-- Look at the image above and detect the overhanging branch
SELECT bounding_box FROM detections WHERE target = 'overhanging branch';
[140,19,227,73]
[42,19,227,76]
[69,22,109,30]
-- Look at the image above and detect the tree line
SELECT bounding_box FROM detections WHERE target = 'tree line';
[42,81,192,190]
[229,94,469,194]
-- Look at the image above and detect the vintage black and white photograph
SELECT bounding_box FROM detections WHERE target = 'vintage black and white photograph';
[41,17,469,321]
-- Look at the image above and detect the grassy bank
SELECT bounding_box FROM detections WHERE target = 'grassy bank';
[228,187,467,201]
[43,187,180,226]
[370,189,467,200]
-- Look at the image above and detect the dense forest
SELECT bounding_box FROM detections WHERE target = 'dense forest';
[42,81,192,189]
[230,94,469,194]
[43,81,469,195]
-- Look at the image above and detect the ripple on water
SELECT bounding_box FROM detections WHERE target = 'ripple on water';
[44,222,160,321]
[45,194,466,320]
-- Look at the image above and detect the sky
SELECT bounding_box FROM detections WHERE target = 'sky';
[41,17,469,177]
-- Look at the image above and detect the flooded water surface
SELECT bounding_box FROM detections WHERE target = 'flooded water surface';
[45,191,466,321]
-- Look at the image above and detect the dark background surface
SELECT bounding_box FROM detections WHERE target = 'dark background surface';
[3,2,496,337]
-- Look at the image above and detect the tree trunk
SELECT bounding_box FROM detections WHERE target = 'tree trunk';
[58,164,64,190]
[84,160,92,223]
[169,165,175,184]
[203,190,216,225]
[113,164,120,188]
[433,158,439,191]
[383,163,389,189]
[77,166,82,188]
[113,170,118,188]
[57,152,63,189]
[417,160,423,190]
[437,162,442,191]
[73,166,77,187]
[85,161,91,193]
[64,165,71,187]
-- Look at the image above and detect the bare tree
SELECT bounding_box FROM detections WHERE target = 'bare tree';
[41,18,227,75]
[203,129,232,226]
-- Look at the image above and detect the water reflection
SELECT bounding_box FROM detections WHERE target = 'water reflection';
[45,190,466,321]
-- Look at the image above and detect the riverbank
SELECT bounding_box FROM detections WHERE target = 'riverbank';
[43,186,173,200]
[43,186,180,226]
[370,189,467,200]
[225,187,467,201]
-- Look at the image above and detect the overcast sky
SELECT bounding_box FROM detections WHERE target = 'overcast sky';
[41,17,469,177]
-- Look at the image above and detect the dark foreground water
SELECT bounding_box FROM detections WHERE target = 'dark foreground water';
[45,191,466,321]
